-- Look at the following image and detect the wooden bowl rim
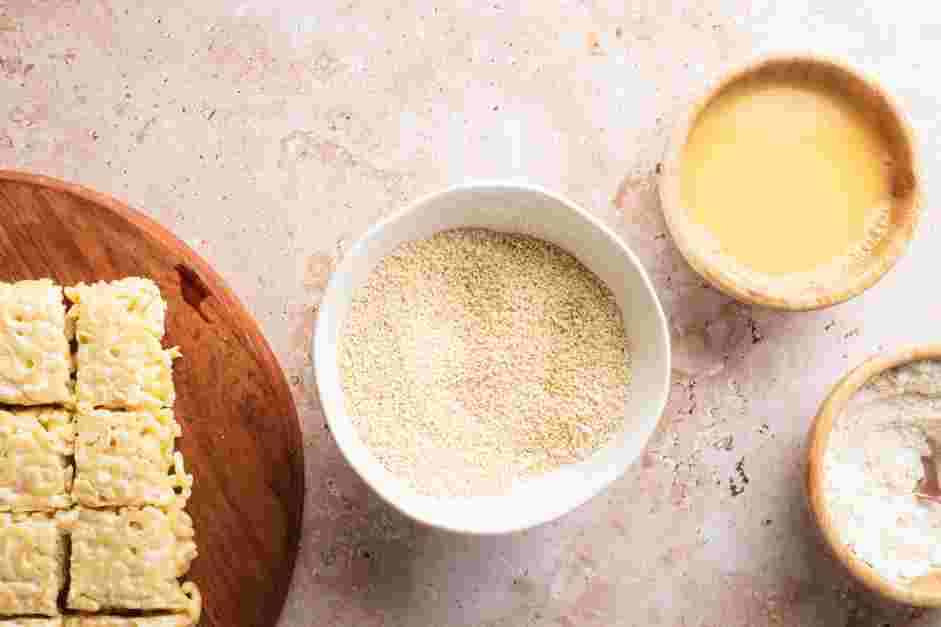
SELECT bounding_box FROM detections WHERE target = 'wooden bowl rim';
[806,345,941,607]
[658,53,922,311]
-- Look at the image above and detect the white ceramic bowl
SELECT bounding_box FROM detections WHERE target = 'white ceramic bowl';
[314,182,671,534]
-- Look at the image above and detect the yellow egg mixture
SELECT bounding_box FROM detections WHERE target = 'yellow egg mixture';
[681,73,894,276]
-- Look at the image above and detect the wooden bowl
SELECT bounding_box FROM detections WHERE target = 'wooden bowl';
[0,170,305,627]
[806,345,941,607]
[659,54,921,310]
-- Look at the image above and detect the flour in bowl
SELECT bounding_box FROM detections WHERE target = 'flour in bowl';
[823,359,941,583]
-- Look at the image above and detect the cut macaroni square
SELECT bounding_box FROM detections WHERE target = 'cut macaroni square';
[72,328,180,409]
[0,512,66,616]
[73,407,192,508]
[64,506,198,613]
[0,619,62,626]
[0,280,72,406]
[0,408,74,512]
[65,279,167,340]
[67,279,178,410]
[63,613,196,627]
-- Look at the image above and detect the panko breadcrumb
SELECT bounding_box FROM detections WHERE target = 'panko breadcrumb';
[340,228,632,497]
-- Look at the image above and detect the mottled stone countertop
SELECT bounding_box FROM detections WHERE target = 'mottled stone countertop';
[3,2,941,626]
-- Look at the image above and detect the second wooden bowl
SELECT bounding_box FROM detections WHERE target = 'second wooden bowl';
[659,54,921,310]
[806,345,941,607]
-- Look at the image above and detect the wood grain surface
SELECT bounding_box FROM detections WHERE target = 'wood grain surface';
[0,170,305,627]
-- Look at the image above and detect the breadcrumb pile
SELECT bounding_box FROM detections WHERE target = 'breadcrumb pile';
[340,228,632,497]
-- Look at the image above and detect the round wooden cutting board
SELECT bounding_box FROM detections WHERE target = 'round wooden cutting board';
[0,170,305,627]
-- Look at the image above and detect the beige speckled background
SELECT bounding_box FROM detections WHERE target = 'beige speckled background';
[3,1,941,625]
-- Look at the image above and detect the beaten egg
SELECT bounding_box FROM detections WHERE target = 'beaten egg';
[681,71,895,277]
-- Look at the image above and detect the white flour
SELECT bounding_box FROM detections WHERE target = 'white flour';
[823,359,941,583]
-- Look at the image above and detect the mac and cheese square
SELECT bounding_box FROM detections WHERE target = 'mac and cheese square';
[64,614,196,627]
[0,280,72,406]
[73,407,192,508]
[65,506,197,612]
[0,408,74,512]
[66,279,179,409]
[65,279,167,340]
[0,512,66,616]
